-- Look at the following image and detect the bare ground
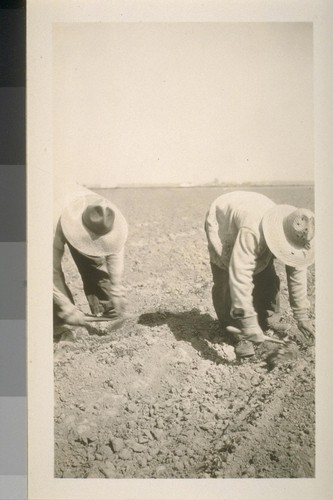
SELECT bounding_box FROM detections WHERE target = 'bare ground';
[54,186,315,479]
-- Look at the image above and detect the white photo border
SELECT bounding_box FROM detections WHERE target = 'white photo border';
[27,1,333,499]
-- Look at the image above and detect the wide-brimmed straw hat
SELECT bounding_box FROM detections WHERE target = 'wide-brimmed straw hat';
[60,194,127,257]
[262,205,315,268]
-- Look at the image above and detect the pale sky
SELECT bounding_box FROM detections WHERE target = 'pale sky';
[53,23,313,186]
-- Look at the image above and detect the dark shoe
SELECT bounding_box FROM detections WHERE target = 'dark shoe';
[234,340,255,358]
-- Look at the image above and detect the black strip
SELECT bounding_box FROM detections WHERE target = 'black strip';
[0,5,26,86]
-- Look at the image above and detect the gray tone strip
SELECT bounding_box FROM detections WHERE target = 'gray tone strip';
[0,166,26,242]
[0,397,26,475]
[0,88,25,165]
[0,475,27,500]
[0,243,25,319]
[0,321,26,397]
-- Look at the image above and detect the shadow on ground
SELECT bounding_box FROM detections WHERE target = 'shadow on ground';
[138,308,236,365]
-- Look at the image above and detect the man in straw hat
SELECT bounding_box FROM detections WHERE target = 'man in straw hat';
[205,191,315,358]
[53,183,128,340]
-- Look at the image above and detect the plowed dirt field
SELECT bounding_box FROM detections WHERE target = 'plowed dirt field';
[54,186,315,479]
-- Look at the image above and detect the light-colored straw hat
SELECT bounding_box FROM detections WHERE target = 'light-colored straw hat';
[60,194,128,257]
[262,205,315,268]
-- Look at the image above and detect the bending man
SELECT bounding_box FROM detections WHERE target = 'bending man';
[53,183,128,339]
[205,191,315,358]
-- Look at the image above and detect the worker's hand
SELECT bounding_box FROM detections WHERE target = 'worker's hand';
[297,319,315,339]
[58,307,86,326]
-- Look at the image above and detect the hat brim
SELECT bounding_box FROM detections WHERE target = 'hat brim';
[60,194,127,257]
[262,204,315,268]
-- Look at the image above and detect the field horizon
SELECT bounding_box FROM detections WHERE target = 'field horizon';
[87,180,314,189]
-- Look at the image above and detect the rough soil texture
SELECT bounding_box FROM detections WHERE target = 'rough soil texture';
[54,186,315,479]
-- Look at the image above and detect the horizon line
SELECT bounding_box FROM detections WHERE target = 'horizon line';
[87,180,314,189]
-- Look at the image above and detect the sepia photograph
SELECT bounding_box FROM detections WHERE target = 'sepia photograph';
[27,1,333,499]
[52,21,315,479]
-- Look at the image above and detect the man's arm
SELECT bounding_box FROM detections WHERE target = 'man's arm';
[53,247,73,306]
[104,249,126,315]
[228,229,265,343]
[205,205,223,261]
[105,249,125,296]
[53,230,86,325]
[286,266,314,338]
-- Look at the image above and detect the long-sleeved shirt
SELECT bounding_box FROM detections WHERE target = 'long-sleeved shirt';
[205,191,310,321]
[53,181,128,313]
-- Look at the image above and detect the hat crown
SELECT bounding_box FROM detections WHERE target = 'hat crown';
[284,209,315,249]
[82,202,115,236]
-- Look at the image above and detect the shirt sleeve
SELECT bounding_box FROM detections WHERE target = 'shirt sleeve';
[105,248,126,298]
[286,266,311,321]
[229,228,258,319]
[205,205,223,261]
[53,222,77,313]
